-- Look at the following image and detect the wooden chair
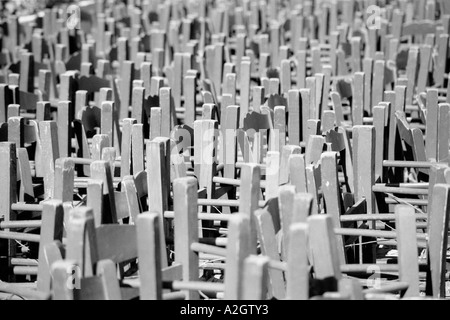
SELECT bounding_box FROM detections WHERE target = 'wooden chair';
[2,0,450,302]
[49,206,138,300]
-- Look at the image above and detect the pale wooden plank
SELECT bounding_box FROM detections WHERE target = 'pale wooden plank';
[39,121,59,199]
[223,106,240,180]
[54,158,75,204]
[308,215,342,280]
[58,101,73,158]
[59,72,75,102]
[306,135,325,165]
[17,148,34,201]
[266,151,280,200]
[288,89,301,146]
[8,104,19,118]
[173,177,200,300]
[286,223,309,300]
[0,143,17,281]
[184,75,197,128]
[426,89,439,161]
[395,205,420,298]
[321,153,345,260]
[96,260,122,300]
[120,61,135,120]
[434,34,449,87]
[224,215,251,300]
[19,52,34,93]
[279,185,297,261]
[132,124,145,174]
[292,193,313,224]
[242,256,270,300]
[373,105,388,182]
[363,59,373,115]
[405,47,419,105]
[372,60,385,108]
[386,90,399,162]
[289,154,308,193]
[131,87,145,124]
[121,118,136,177]
[437,103,450,163]
[66,207,98,277]
[351,37,362,73]
[90,161,117,224]
[353,126,375,216]
[239,164,261,251]
[91,134,110,161]
[87,180,103,227]
[160,87,175,138]
[307,76,319,118]
[272,106,286,153]
[252,86,265,113]
[330,92,345,127]
[300,89,311,142]
[322,110,336,133]
[8,116,24,148]
[137,213,163,300]
[255,208,286,299]
[141,62,153,98]
[353,72,365,125]
[296,50,307,89]
[427,184,450,298]
[100,101,114,148]
[38,70,51,102]
[150,108,162,140]
[147,138,170,267]
[240,59,251,117]
[194,120,218,192]
[305,165,320,215]
[224,73,237,105]
[36,200,64,294]
[51,261,77,300]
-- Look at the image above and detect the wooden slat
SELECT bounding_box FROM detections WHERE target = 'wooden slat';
[287,223,309,300]
[147,138,170,267]
[255,208,286,299]
[353,126,375,216]
[39,121,59,199]
[137,213,163,300]
[239,164,260,250]
[96,224,137,263]
[279,185,296,261]
[395,205,420,298]
[66,207,98,277]
[87,180,103,227]
[426,89,439,161]
[309,215,342,280]
[132,124,145,174]
[174,177,199,300]
[321,152,346,263]
[427,184,450,298]
[373,105,388,182]
[242,255,270,300]
[54,158,75,203]
[121,119,136,177]
[224,215,251,300]
[90,161,117,224]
